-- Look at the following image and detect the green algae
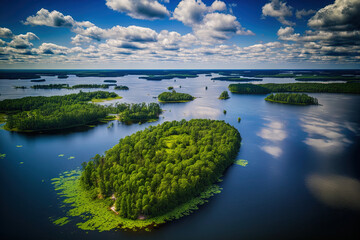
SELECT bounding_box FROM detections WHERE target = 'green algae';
[0,153,6,159]
[58,154,65,157]
[16,145,23,148]
[20,162,24,164]
[68,156,75,160]
[52,170,222,232]
[235,159,248,167]
[53,217,70,226]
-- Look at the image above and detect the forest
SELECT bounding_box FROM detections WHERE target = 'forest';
[80,119,241,220]
[0,91,162,131]
[228,83,360,94]
[114,85,129,90]
[219,91,230,99]
[158,90,194,102]
[265,93,318,105]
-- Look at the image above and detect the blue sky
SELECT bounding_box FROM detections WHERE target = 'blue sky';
[0,0,359,69]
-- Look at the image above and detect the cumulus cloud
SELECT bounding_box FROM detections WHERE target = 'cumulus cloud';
[173,0,252,41]
[36,43,68,55]
[8,32,39,49]
[105,0,170,20]
[262,0,294,26]
[308,0,360,31]
[296,9,316,19]
[0,27,14,38]
[24,8,95,30]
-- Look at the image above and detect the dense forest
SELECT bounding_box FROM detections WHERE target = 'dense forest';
[219,91,230,99]
[31,84,69,89]
[80,119,241,219]
[158,90,194,102]
[228,83,360,94]
[265,93,318,105]
[109,102,162,124]
[0,91,162,131]
[114,85,129,90]
[211,77,262,81]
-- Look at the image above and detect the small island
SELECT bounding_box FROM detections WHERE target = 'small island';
[53,119,241,231]
[114,85,129,90]
[104,80,117,83]
[211,77,262,82]
[30,79,46,82]
[265,93,319,105]
[158,90,194,103]
[218,91,230,100]
[139,74,198,81]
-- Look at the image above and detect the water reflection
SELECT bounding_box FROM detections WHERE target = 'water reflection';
[306,174,360,210]
[300,116,353,153]
[257,119,287,158]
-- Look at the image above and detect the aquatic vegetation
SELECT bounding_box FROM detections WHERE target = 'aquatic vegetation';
[20,162,24,164]
[52,170,223,231]
[16,145,23,148]
[0,153,6,159]
[238,117,241,123]
[235,159,248,167]
[68,156,75,160]
[58,154,65,157]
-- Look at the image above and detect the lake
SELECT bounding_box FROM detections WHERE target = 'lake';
[1,74,360,239]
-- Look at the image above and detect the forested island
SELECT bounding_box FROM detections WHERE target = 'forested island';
[114,85,129,90]
[265,93,318,105]
[218,91,230,99]
[25,84,129,90]
[53,119,241,230]
[0,92,162,132]
[228,83,360,94]
[211,77,262,82]
[139,74,198,81]
[158,90,194,102]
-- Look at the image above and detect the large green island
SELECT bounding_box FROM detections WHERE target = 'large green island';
[158,90,195,103]
[0,91,162,132]
[265,93,318,105]
[52,119,241,231]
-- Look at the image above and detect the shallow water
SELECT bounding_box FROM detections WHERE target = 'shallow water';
[0,75,360,239]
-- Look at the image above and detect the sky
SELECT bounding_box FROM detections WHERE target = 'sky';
[0,0,359,69]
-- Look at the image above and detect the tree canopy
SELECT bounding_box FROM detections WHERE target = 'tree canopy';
[158,90,194,102]
[81,119,241,220]
[265,93,318,105]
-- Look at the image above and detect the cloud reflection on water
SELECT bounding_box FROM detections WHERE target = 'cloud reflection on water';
[257,119,287,158]
[300,116,354,153]
[306,174,360,210]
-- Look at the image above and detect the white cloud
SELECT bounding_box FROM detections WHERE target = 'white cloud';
[105,0,170,20]
[36,43,68,55]
[0,27,13,38]
[173,0,253,41]
[24,8,76,28]
[296,9,316,19]
[308,0,360,31]
[262,0,294,26]
[8,32,39,49]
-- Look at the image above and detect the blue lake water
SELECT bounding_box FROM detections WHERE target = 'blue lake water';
[0,75,360,239]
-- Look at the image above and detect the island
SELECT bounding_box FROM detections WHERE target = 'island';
[265,93,319,105]
[211,77,262,82]
[218,91,230,100]
[30,79,46,82]
[158,90,194,103]
[53,119,241,231]
[139,74,198,81]
[104,80,117,83]
[114,85,129,90]
[228,83,360,94]
[0,91,163,132]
